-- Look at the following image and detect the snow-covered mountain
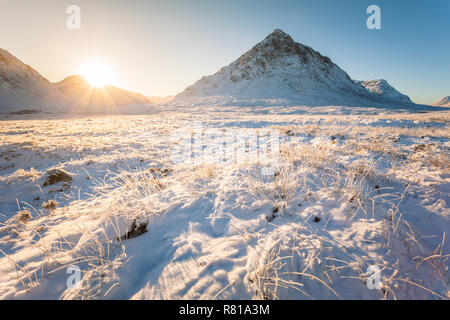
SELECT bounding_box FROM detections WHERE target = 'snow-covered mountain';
[0,48,66,112]
[0,48,149,113]
[355,79,412,104]
[432,96,450,107]
[175,29,414,107]
[0,49,48,91]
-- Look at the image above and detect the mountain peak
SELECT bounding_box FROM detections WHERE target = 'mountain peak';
[264,28,294,43]
[253,29,311,59]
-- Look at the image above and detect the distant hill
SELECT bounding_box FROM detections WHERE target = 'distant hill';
[55,75,149,111]
[355,79,412,104]
[432,96,450,107]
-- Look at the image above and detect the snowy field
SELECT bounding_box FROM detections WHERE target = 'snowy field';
[0,106,449,300]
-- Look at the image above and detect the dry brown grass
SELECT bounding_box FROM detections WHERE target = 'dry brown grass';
[42,200,59,213]
[16,210,32,224]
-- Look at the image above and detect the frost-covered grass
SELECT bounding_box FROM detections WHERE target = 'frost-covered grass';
[0,109,449,299]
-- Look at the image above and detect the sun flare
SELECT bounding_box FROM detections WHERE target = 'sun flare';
[80,61,117,88]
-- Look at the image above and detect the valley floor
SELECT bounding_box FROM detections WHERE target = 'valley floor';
[0,107,449,299]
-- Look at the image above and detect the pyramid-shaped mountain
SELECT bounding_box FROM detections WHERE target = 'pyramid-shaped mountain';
[175,29,412,107]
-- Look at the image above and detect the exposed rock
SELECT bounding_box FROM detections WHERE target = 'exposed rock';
[43,169,72,186]
[119,220,148,240]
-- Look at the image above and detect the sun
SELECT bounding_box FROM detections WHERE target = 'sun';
[80,61,117,88]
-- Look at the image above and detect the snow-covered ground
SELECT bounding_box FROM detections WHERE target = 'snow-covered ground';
[0,107,449,300]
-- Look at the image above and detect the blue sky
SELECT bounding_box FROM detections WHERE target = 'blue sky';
[0,0,448,103]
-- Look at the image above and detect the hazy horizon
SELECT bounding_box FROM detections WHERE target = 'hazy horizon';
[1,0,449,104]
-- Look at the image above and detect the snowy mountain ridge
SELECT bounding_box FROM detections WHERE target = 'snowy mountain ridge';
[0,48,49,91]
[0,48,66,112]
